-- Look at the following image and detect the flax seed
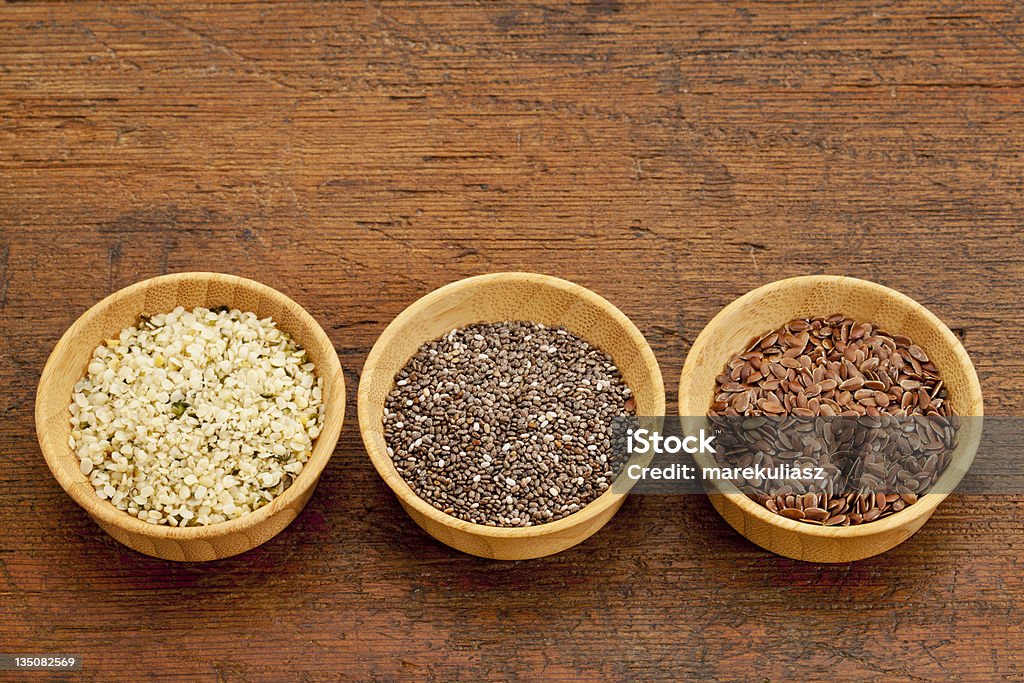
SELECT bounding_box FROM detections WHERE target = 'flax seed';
[709,315,959,527]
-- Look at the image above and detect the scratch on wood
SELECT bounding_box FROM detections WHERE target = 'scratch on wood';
[135,9,300,92]
[743,242,768,274]
[108,242,122,292]
[331,319,379,330]
[975,14,1024,56]
[0,245,9,310]
[448,242,479,259]
[366,226,414,248]
[77,21,142,71]
[630,226,656,238]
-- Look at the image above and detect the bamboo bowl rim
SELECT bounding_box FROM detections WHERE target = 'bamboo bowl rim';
[358,271,666,540]
[35,272,346,541]
[679,275,983,540]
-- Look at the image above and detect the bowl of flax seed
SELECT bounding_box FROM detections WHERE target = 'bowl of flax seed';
[679,275,983,562]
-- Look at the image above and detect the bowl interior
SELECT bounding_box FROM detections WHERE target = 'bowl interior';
[36,272,345,538]
[679,275,983,533]
[359,272,666,534]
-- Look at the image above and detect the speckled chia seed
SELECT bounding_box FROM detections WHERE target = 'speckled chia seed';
[383,321,636,527]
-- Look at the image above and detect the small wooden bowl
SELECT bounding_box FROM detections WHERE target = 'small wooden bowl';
[679,275,983,562]
[358,272,665,560]
[35,272,346,561]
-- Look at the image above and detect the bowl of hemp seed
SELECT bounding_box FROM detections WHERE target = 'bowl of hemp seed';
[358,272,665,560]
[678,275,983,563]
[36,272,346,561]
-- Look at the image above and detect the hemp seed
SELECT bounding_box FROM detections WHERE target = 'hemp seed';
[69,306,325,527]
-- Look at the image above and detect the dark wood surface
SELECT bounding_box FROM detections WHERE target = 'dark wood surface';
[2,2,1023,680]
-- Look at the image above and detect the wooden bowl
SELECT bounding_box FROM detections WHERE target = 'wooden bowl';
[679,275,983,562]
[35,272,346,561]
[358,272,665,559]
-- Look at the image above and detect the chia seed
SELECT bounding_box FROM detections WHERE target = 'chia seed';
[383,321,635,527]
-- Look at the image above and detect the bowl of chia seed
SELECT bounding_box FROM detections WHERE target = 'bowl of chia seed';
[358,272,665,559]
[679,275,983,562]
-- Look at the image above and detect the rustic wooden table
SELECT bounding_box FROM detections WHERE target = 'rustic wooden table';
[2,2,1023,680]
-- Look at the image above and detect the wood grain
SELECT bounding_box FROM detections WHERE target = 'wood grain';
[2,1,1023,679]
